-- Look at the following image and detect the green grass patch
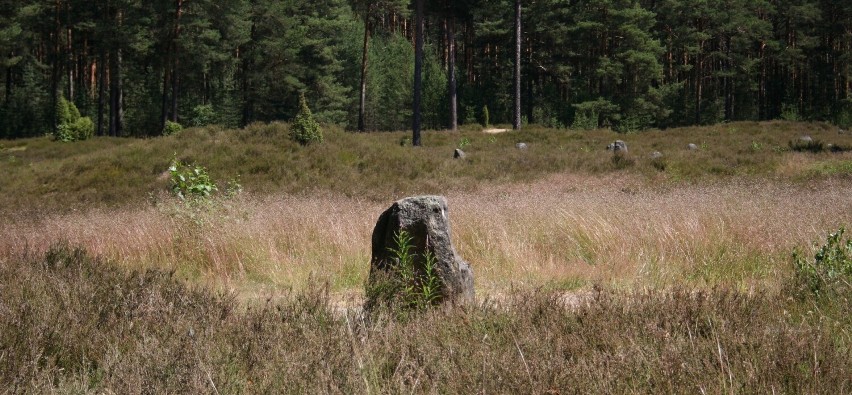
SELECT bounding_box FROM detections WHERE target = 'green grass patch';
[3,121,852,215]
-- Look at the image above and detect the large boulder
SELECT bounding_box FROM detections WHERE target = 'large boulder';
[367,196,474,308]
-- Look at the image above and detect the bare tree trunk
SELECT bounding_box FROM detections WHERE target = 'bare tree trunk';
[513,0,522,130]
[358,9,371,132]
[97,49,105,136]
[447,16,457,131]
[109,47,123,136]
[170,0,183,123]
[412,0,424,146]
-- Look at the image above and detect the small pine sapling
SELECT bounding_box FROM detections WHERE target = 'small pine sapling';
[290,92,322,145]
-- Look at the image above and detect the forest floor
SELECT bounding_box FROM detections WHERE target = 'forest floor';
[1,121,850,392]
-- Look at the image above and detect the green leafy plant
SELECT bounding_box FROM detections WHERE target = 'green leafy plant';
[793,227,852,298]
[290,92,322,145]
[163,120,183,136]
[368,230,442,311]
[458,137,471,149]
[168,159,217,200]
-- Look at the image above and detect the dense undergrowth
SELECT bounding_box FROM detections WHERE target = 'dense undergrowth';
[0,244,848,393]
[1,121,852,215]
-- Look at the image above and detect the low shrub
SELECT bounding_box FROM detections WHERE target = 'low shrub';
[611,153,635,169]
[789,138,825,153]
[793,227,852,299]
[168,159,217,200]
[163,120,183,136]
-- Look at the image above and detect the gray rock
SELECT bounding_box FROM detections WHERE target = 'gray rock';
[799,135,813,143]
[687,143,699,150]
[367,196,474,307]
[454,149,466,159]
[516,142,528,150]
[606,140,628,154]
[650,151,663,159]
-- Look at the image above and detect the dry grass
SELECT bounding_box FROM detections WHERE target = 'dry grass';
[2,121,852,391]
[1,245,848,393]
[3,174,849,300]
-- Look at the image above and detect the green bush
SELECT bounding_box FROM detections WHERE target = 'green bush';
[793,227,852,298]
[163,120,183,136]
[190,104,217,127]
[67,117,93,141]
[290,92,322,145]
[572,110,598,130]
[54,98,91,142]
[168,159,217,200]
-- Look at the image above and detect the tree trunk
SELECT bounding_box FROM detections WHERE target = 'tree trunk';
[170,0,184,123]
[241,23,256,127]
[97,50,105,136]
[109,47,123,136]
[513,0,522,130]
[358,9,371,132]
[447,16,457,131]
[5,65,11,103]
[161,59,171,130]
[412,0,424,146]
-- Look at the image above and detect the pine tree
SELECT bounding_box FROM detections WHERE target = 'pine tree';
[290,91,322,145]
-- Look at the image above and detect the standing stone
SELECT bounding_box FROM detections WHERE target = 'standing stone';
[454,148,466,159]
[606,140,628,154]
[367,196,474,307]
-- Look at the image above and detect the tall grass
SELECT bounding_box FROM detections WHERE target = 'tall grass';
[2,175,849,298]
[1,245,848,393]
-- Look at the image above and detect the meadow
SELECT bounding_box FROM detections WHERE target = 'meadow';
[1,121,850,392]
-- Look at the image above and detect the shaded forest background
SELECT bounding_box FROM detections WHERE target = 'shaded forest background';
[1,0,851,139]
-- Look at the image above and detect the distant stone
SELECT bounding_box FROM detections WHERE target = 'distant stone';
[454,149,466,159]
[799,135,813,143]
[367,196,475,308]
[606,140,628,154]
[650,151,663,159]
[687,143,699,150]
[516,142,528,150]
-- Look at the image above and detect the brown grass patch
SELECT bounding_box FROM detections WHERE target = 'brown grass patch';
[3,175,849,300]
